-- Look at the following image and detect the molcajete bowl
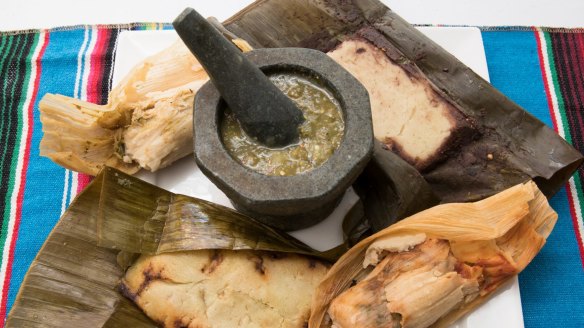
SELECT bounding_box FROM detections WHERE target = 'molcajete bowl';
[194,47,373,230]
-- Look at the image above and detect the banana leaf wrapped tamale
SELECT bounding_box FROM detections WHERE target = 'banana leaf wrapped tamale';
[223,0,583,202]
[310,181,557,328]
[6,168,333,327]
[41,0,582,201]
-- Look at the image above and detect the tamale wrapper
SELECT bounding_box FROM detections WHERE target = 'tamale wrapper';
[309,181,557,328]
[6,168,330,327]
[223,0,583,202]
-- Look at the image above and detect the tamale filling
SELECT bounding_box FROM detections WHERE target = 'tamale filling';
[328,238,517,328]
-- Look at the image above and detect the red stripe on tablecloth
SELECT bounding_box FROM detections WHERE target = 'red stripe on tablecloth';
[0,31,50,324]
[570,33,584,267]
[575,35,584,97]
[76,174,92,193]
[87,28,107,104]
[533,29,559,133]
[76,28,111,193]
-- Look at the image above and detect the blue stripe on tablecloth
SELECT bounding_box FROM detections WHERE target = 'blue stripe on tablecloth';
[7,29,85,313]
[482,30,584,328]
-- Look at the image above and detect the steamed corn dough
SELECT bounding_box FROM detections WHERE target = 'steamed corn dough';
[327,39,472,170]
[121,250,328,328]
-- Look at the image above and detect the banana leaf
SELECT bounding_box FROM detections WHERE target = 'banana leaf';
[224,0,583,202]
[6,167,333,327]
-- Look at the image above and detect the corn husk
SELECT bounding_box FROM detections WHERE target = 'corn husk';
[309,181,557,328]
[6,167,331,327]
[39,94,140,174]
[39,31,257,175]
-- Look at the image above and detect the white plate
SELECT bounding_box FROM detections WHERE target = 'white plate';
[113,27,523,328]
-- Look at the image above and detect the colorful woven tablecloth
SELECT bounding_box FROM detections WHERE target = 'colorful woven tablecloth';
[0,24,583,327]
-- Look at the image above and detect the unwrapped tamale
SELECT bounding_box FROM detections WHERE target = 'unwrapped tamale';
[309,181,557,328]
[121,250,328,328]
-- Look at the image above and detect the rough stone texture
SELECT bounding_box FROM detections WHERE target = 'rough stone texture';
[174,8,304,147]
[194,48,373,230]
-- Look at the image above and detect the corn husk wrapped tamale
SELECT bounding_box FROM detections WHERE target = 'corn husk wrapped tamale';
[223,0,583,202]
[309,181,557,328]
[39,39,208,175]
[39,35,250,176]
[6,167,333,327]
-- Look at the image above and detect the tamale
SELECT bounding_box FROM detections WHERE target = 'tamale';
[309,181,557,328]
[39,39,207,175]
[39,34,253,176]
[6,167,332,327]
[223,0,583,202]
[327,39,475,171]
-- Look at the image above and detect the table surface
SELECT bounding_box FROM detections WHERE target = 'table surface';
[1,0,584,31]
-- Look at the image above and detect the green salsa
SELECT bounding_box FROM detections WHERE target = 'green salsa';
[221,73,344,176]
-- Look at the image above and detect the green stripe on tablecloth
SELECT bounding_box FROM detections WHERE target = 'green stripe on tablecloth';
[11,34,38,180]
[0,38,7,68]
[0,35,20,240]
[0,33,36,255]
[0,35,16,169]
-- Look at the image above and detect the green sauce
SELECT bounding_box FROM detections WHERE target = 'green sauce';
[221,73,344,176]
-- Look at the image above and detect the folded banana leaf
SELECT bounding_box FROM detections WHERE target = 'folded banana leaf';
[343,140,440,245]
[224,0,583,202]
[6,167,333,327]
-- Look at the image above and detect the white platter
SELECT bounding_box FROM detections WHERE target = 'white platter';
[113,27,523,328]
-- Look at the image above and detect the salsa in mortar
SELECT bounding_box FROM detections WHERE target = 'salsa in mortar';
[221,73,344,176]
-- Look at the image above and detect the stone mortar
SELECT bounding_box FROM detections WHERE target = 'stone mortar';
[194,47,373,231]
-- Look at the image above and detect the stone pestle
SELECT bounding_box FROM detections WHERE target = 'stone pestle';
[173,8,305,147]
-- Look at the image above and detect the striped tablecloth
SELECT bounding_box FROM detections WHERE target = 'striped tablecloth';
[0,24,583,327]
